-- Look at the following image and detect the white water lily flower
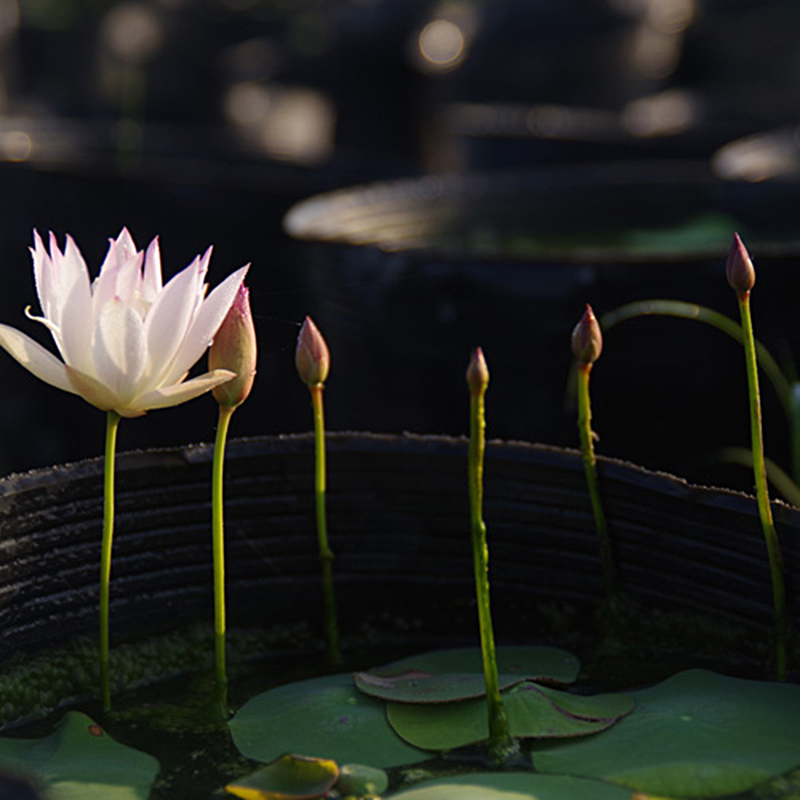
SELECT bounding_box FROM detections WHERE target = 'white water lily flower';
[0,229,249,418]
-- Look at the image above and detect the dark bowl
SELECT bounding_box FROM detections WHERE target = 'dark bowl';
[0,433,796,684]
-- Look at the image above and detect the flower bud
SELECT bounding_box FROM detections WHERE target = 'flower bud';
[209,283,257,408]
[571,304,603,365]
[296,316,330,386]
[466,347,489,395]
[726,232,755,294]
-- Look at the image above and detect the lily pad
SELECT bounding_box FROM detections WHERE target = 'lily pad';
[387,771,633,799]
[228,672,429,768]
[355,646,580,703]
[388,682,633,751]
[533,669,800,797]
[0,711,159,800]
[226,753,339,799]
[337,764,389,796]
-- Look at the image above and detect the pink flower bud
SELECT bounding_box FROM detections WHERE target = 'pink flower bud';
[726,232,756,294]
[466,347,489,395]
[571,304,603,365]
[209,284,257,408]
[296,316,330,386]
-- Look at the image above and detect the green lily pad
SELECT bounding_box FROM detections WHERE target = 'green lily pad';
[388,682,633,751]
[535,684,635,722]
[387,771,633,799]
[534,669,800,797]
[226,753,339,799]
[337,764,389,796]
[228,672,429,769]
[355,646,580,703]
[0,711,159,800]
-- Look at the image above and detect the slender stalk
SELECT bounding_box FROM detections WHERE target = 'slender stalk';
[791,383,800,485]
[100,410,121,712]
[310,384,341,666]
[468,385,512,760]
[737,294,787,680]
[576,364,616,596]
[212,404,235,715]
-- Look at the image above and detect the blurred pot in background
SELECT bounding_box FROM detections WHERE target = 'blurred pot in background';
[283,162,800,481]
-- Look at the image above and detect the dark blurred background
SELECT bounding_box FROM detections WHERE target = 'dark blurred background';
[1,0,800,482]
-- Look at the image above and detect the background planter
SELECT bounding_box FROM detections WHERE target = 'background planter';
[283,164,800,482]
[0,433,797,678]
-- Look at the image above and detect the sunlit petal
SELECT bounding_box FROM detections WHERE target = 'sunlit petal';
[4,230,250,418]
[131,369,235,413]
[58,275,95,374]
[30,230,54,322]
[65,364,128,412]
[142,256,206,381]
[0,323,78,395]
[161,264,249,385]
[92,298,147,403]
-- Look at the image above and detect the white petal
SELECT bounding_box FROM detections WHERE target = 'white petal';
[52,235,94,372]
[30,230,54,323]
[160,264,249,385]
[130,369,235,413]
[0,323,79,396]
[142,256,206,381]
[92,231,142,316]
[57,274,95,374]
[92,237,125,317]
[142,236,163,302]
[64,364,122,412]
[92,298,147,403]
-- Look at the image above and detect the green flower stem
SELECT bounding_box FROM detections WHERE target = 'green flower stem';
[576,363,615,596]
[737,293,787,681]
[100,410,121,712]
[468,388,512,760]
[212,403,235,716]
[600,300,792,418]
[310,384,341,666]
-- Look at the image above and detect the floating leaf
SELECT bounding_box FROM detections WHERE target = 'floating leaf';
[337,764,389,796]
[387,771,633,799]
[535,684,635,722]
[0,711,159,800]
[229,673,429,769]
[356,646,579,703]
[388,681,632,751]
[226,753,339,799]
[534,669,800,797]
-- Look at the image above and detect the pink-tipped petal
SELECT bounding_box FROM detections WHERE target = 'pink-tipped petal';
[142,236,163,302]
[0,323,78,396]
[142,256,208,383]
[161,264,249,385]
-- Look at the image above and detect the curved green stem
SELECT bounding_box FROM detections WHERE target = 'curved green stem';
[212,404,235,716]
[600,300,792,418]
[468,389,513,761]
[310,384,341,666]
[576,364,615,596]
[100,411,121,712]
[738,293,787,681]
[711,447,800,508]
